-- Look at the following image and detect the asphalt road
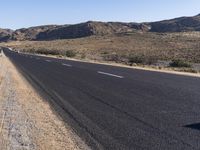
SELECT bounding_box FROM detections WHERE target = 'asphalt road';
[3,48,200,150]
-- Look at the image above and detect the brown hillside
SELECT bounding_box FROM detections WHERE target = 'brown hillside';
[36,21,150,40]
[149,14,200,32]
[0,28,13,42]
[12,25,59,41]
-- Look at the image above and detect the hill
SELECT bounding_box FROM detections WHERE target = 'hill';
[36,21,150,40]
[1,14,200,42]
[149,14,200,32]
[0,21,152,42]
[0,28,13,42]
[12,25,59,40]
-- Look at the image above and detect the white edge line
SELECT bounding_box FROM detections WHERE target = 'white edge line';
[98,71,124,78]
[62,63,72,67]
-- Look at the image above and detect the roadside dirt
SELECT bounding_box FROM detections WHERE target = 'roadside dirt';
[0,51,89,149]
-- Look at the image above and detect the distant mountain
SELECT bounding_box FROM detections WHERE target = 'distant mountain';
[36,21,150,40]
[1,14,200,42]
[5,21,149,41]
[12,25,59,40]
[149,14,200,32]
[0,28,13,42]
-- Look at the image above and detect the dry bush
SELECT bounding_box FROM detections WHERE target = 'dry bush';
[169,59,191,68]
[64,50,76,57]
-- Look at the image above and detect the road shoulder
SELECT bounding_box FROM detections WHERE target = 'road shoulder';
[0,50,89,150]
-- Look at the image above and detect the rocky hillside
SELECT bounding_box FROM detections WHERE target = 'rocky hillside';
[149,14,200,32]
[12,25,59,40]
[0,28,13,42]
[0,14,200,42]
[36,21,150,40]
[2,21,149,41]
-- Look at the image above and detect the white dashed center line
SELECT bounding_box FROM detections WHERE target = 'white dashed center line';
[45,60,51,62]
[98,71,124,78]
[62,63,72,67]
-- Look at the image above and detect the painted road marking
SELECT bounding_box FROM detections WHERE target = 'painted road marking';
[62,63,72,67]
[36,58,40,60]
[45,60,52,62]
[98,71,124,78]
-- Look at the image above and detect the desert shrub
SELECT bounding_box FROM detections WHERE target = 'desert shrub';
[28,48,36,53]
[182,68,198,73]
[145,56,158,65]
[35,49,60,55]
[102,53,121,62]
[81,53,86,59]
[101,51,109,55]
[169,59,191,68]
[128,55,157,65]
[128,55,144,64]
[64,50,76,57]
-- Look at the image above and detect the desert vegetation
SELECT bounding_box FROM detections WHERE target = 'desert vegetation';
[0,14,200,73]
[2,32,200,61]
[169,59,191,68]
[1,31,200,73]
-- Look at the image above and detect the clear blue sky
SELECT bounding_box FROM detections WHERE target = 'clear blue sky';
[0,0,200,29]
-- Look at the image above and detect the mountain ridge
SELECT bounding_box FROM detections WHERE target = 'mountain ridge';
[149,14,200,32]
[0,14,200,42]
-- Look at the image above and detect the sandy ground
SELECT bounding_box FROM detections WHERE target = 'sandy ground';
[0,51,90,149]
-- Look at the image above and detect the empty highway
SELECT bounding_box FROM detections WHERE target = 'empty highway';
[3,48,200,150]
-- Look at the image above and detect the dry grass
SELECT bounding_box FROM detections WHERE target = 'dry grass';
[1,31,200,64]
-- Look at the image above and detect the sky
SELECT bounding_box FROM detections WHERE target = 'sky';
[0,0,200,29]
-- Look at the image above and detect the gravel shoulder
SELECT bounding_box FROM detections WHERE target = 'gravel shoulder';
[0,50,89,149]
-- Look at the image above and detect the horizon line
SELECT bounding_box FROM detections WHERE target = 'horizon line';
[1,13,199,30]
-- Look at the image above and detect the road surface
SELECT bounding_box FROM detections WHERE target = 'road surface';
[3,48,200,150]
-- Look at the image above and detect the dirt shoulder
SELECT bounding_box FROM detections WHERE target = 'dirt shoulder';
[0,50,89,149]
